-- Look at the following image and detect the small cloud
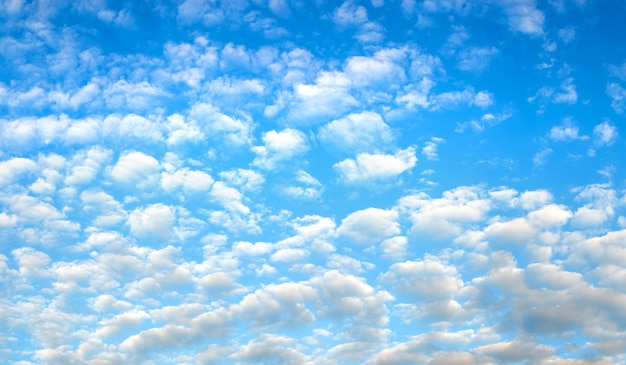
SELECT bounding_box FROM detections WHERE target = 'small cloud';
[333,0,368,27]
[593,121,618,147]
[548,120,588,142]
[334,147,417,186]
[533,148,553,166]
[421,137,445,161]
[606,82,626,113]
[252,129,308,170]
[557,26,576,43]
[529,78,577,105]
[456,46,499,72]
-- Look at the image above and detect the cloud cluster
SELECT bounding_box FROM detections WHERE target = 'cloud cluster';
[1,0,625,364]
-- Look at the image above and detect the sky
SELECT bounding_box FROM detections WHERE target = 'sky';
[1,0,626,364]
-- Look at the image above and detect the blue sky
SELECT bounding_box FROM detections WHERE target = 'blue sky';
[1,0,626,364]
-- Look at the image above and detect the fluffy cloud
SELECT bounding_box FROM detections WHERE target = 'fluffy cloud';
[593,121,618,147]
[334,147,417,185]
[252,128,308,170]
[127,204,176,241]
[109,151,160,189]
[318,111,393,154]
[337,208,400,245]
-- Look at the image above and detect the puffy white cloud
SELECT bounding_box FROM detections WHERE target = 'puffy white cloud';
[312,270,392,326]
[334,147,417,185]
[270,248,309,263]
[318,111,393,154]
[163,113,205,147]
[485,217,537,245]
[344,49,407,88]
[219,168,264,192]
[282,170,323,200]
[127,204,176,241]
[252,128,308,170]
[337,208,400,245]
[160,168,214,195]
[231,282,317,330]
[230,334,309,364]
[380,236,408,260]
[12,247,51,278]
[287,71,357,123]
[593,121,618,147]
[110,151,160,189]
[527,204,572,228]
[0,157,38,186]
[333,0,368,27]
[209,181,250,215]
[381,258,463,301]
[399,187,491,240]
[189,102,253,147]
[549,121,587,142]
[517,189,553,210]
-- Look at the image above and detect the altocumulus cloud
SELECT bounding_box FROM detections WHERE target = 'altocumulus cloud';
[1,0,626,364]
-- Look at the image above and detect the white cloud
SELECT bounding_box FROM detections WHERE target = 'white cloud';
[422,137,445,160]
[380,236,408,260]
[270,248,310,263]
[318,111,394,154]
[496,0,545,35]
[456,46,498,72]
[557,26,576,42]
[344,49,407,88]
[333,0,368,27]
[160,168,214,195]
[189,102,253,147]
[102,114,164,142]
[338,208,400,245]
[230,334,309,364]
[334,147,417,185]
[218,168,265,192]
[606,82,626,113]
[12,247,51,278]
[529,78,578,105]
[128,204,176,240]
[287,71,357,123]
[210,181,250,215]
[593,121,618,147]
[533,148,552,166]
[252,128,308,170]
[548,120,587,142]
[485,217,537,245]
[527,204,572,228]
[381,258,463,301]
[0,157,38,187]
[109,151,160,189]
[282,170,323,200]
[399,186,491,240]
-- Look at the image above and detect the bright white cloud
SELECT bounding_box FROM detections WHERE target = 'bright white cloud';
[337,208,400,245]
[2,2,626,364]
[252,128,308,170]
[334,147,417,185]
[318,111,394,153]
[109,151,160,189]
[128,204,176,240]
